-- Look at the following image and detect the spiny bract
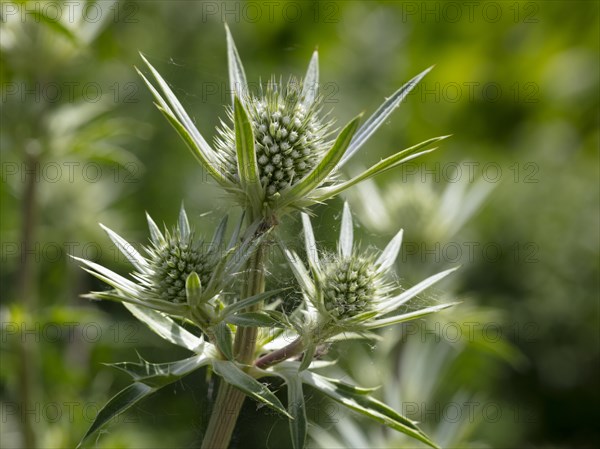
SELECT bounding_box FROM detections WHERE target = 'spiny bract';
[215,78,332,197]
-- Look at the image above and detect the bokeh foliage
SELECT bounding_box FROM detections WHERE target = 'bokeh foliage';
[1,1,598,448]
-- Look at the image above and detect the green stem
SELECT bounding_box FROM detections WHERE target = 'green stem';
[201,217,268,449]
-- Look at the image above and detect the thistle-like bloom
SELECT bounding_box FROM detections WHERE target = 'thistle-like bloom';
[74,206,258,323]
[284,203,459,339]
[136,25,448,218]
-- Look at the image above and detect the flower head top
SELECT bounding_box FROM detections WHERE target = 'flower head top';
[74,206,262,323]
[136,24,449,219]
[284,203,459,338]
[215,77,333,199]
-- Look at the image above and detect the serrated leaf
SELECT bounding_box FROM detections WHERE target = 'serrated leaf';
[79,354,208,446]
[78,383,153,447]
[300,370,439,449]
[211,360,291,418]
[339,66,433,167]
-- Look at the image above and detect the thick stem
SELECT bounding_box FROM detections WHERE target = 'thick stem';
[201,220,267,449]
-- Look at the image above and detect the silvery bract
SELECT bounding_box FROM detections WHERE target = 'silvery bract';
[137,25,449,218]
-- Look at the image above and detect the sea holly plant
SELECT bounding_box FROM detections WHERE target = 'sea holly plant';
[76,25,458,449]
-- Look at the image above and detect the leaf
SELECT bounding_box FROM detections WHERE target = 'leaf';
[234,96,262,208]
[213,321,234,360]
[220,289,286,318]
[282,248,315,299]
[280,115,362,209]
[282,372,308,449]
[365,302,458,330]
[123,303,205,353]
[339,202,353,258]
[185,272,203,308]
[300,370,439,449]
[211,360,291,418]
[301,213,320,275]
[315,135,449,201]
[99,224,147,271]
[136,61,230,187]
[146,212,165,245]
[377,266,459,315]
[73,256,140,297]
[225,24,248,105]
[210,215,229,253]
[178,204,190,239]
[301,50,319,108]
[339,66,433,167]
[78,383,153,447]
[375,229,403,273]
[79,355,209,446]
[226,311,286,328]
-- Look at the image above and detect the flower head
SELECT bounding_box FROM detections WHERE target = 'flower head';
[215,78,332,199]
[74,206,260,322]
[136,25,448,219]
[284,203,459,337]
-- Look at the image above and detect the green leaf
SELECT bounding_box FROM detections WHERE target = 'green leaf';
[283,372,308,449]
[213,321,234,360]
[281,248,315,299]
[375,229,404,273]
[178,204,190,239]
[300,370,439,449]
[377,266,460,315]
[366,302,458,330]
[225,24,248,105]
[78,383,152,447]
[339,66,433,167]
[146,212,165,246]
[234,95,262,208]
[220,289,286,318]
[136,61,230,187]
[315,135,448,201]
[339,202,354,258]
[99,224,147,271]
[226,311,286,328]
[209,215,229,253]
[211,360,292,418]
[79,354,208,446]
[32,11,79,44]
[280,115,362,209]
[301,213,321,275]
[123,303,205,353]
[301,50,319,108]
[83,290,187,317]
[185,272,203,308]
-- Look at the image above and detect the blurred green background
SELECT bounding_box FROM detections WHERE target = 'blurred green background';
[1,1,598,448]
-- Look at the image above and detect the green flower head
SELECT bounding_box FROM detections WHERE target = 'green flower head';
[137,24,449,219]
[74,206,259,320]
[284,203,459,336]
